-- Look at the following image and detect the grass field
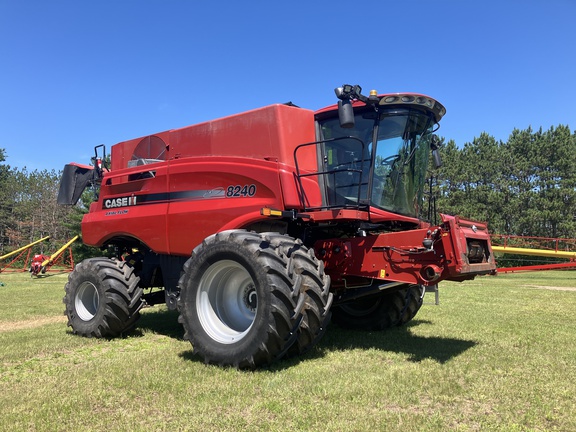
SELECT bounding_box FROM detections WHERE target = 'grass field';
[0,270,575,431]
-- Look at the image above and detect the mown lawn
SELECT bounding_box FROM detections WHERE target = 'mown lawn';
[0,270,574,431]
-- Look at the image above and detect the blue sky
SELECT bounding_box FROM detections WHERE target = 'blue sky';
[1,0,575,172]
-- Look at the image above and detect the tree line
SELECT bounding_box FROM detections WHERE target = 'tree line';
[0,124,575,262]
[0,148,78,260]
[433,125,576,240]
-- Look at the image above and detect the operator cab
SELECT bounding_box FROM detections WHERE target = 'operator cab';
[310,86,445,221]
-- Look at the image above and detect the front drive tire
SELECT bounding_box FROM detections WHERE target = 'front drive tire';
[177,230,331,368]
[63,258,144,338]
[331,284,425,331]
[263,233,332,358]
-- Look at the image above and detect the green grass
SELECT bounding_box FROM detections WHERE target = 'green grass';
[0,270,575,431]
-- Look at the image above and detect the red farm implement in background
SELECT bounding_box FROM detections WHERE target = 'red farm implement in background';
[29,236,78,277]
[0,236,50,273]
[492,234,576,273]
[0,236,77,276]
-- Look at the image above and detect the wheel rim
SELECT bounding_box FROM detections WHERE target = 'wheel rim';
[75,281,100,321]
[197,260,257,344]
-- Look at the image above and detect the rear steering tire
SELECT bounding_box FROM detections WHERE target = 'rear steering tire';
[177,230,331,368]
[63,257,144,337]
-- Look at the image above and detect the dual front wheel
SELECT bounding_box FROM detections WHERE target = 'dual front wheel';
[177,230,332,368]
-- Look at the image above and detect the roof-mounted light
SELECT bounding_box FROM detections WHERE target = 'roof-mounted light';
[379,93,446,122]
[329,85,447,124]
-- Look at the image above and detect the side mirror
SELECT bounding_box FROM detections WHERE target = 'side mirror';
[432,149,442,168]
[338,99,355,128]
[431,135,442,168]
[335,85,363,129]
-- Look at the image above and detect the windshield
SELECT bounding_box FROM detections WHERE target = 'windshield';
[318,107,434,217]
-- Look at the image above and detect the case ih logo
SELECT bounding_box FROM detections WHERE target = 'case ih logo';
[104,196,137,209]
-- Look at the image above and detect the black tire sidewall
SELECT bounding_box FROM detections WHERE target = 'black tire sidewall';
[64,258,142,337]
[65,259,113,336]
[179,238,276,363]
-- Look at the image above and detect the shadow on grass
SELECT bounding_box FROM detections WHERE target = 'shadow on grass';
[133,308,184,340]
[30,271,70,279]
[317,319,477,364]
[133,309,476,368]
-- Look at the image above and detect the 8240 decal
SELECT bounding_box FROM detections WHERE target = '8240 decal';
[226,184,256,197]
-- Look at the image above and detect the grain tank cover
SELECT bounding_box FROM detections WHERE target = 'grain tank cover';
[110,104,316,171]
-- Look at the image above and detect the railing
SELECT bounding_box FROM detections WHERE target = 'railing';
[293,136,369,212]
[491,234,576,273]
[491,234,576,253]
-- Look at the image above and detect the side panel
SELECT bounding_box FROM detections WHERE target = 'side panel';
[278,164,323,209]
[82,157,285,256]
[166,157,285,256]
[81,162,170,252]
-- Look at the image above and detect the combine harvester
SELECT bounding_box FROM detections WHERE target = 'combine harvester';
[57,84,497,368]
[492,234,576,273]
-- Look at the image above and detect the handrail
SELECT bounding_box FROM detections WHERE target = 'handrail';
[293,136,368,211]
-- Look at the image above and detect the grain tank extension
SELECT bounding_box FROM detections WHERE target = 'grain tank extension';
[58,85,496,368]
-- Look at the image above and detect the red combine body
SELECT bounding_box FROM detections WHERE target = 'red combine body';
[58,85,496,368]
